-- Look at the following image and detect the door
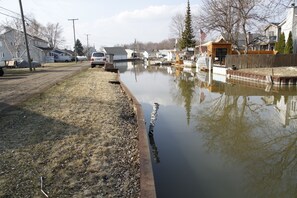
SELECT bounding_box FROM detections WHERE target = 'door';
[215,48,227,65]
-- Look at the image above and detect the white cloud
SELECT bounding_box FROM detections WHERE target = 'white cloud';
[76,4,187,47]
[114,5,182,22]
[0,0,202,50]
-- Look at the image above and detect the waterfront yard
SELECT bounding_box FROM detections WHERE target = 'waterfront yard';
[0,68,140,197]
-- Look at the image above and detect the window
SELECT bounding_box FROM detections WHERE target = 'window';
[92,52,105,57]
[268,31,274,37]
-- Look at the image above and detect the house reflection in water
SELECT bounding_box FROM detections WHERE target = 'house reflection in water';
[206,78,297,126]
[263,95,297,126]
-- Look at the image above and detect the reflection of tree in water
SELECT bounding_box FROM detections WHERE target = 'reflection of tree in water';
[148,103,160,163]
[177,73,196,125]
[194,94,297,197]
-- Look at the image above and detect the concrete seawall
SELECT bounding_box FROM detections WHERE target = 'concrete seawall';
[227,67,297,86]
[117,73,156,198]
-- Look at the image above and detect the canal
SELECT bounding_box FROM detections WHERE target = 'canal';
[116,61,297,198]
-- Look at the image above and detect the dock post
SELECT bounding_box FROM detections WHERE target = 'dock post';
[208,55,212,85]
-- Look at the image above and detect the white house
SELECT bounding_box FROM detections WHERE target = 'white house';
[158,49,174,61]
[125,49,134,59]
[250,4,297,52]
[262,23,280,50]
[275,96,297,126]
[142,51,149,59]
[0,27,51,63]
[279,4,297,53]
[103,47,127,61]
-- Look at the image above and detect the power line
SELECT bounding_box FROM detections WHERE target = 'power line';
[0,5,43,38]
[0,6,21,16]
[0,5,36,24]
[0,11,21,20]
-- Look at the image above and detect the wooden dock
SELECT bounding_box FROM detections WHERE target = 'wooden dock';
[227,67,297,86]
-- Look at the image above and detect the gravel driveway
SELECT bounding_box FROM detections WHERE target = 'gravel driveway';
[0,63,89,112]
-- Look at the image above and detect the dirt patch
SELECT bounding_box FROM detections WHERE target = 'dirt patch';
[0,68,140,197]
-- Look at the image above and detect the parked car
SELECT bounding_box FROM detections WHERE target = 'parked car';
[0,60,5,76]
[11,58,41,68]
[76,56,88,61]
[90,52,106,67]
[54,55,73,62]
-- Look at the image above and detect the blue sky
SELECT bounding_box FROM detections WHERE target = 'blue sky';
[0,0,202,49]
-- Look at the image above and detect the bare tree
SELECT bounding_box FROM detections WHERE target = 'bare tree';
[198,0,292,53]
[26,17,43,38]
[199,0,240,44]
[169,13,185,39]
[41,22,64,48]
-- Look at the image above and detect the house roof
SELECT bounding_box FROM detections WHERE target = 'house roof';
[0,26,13,35]
[35,46,53,51]
[51,49,73,56]
[264,22,280,31]
[279,19,286,27]
[104,47,127,55]
[0,26,48,43]
[64,49,74,56]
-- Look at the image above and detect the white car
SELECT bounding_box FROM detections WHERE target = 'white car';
[90,52,106,67]
[54,55,73,62]
[76,56,88,61]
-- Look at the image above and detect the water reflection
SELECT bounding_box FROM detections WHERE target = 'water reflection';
[177,71,196,125]
[194,85,297,197]
[148,102,160,163]
[116,62,297,198]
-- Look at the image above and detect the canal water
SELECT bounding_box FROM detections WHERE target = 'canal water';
[115,61,297,198]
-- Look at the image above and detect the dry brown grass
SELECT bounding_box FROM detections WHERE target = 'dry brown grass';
[0,68,140,197]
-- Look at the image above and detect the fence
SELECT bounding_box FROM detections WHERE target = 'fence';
[225,54,297,69]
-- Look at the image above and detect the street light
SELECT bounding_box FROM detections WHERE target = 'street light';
[68,18,78,63]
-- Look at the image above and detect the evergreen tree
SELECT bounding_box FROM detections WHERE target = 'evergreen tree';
[275,32,285,54]
[178,0,196,50]
[74,39,84,56]
[284,31,293,54]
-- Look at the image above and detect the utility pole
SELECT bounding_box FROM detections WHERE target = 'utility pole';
[68,18,78,63]
[19,0,32,71]
[86,34,90,58]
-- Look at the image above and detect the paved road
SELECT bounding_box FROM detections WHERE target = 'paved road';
[0,62,90,112]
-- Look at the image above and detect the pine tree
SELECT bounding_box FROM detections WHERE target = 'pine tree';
[275,32,285,54]
[284,31,293,54]
[178,0,196,50]
[74,39,84,56]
